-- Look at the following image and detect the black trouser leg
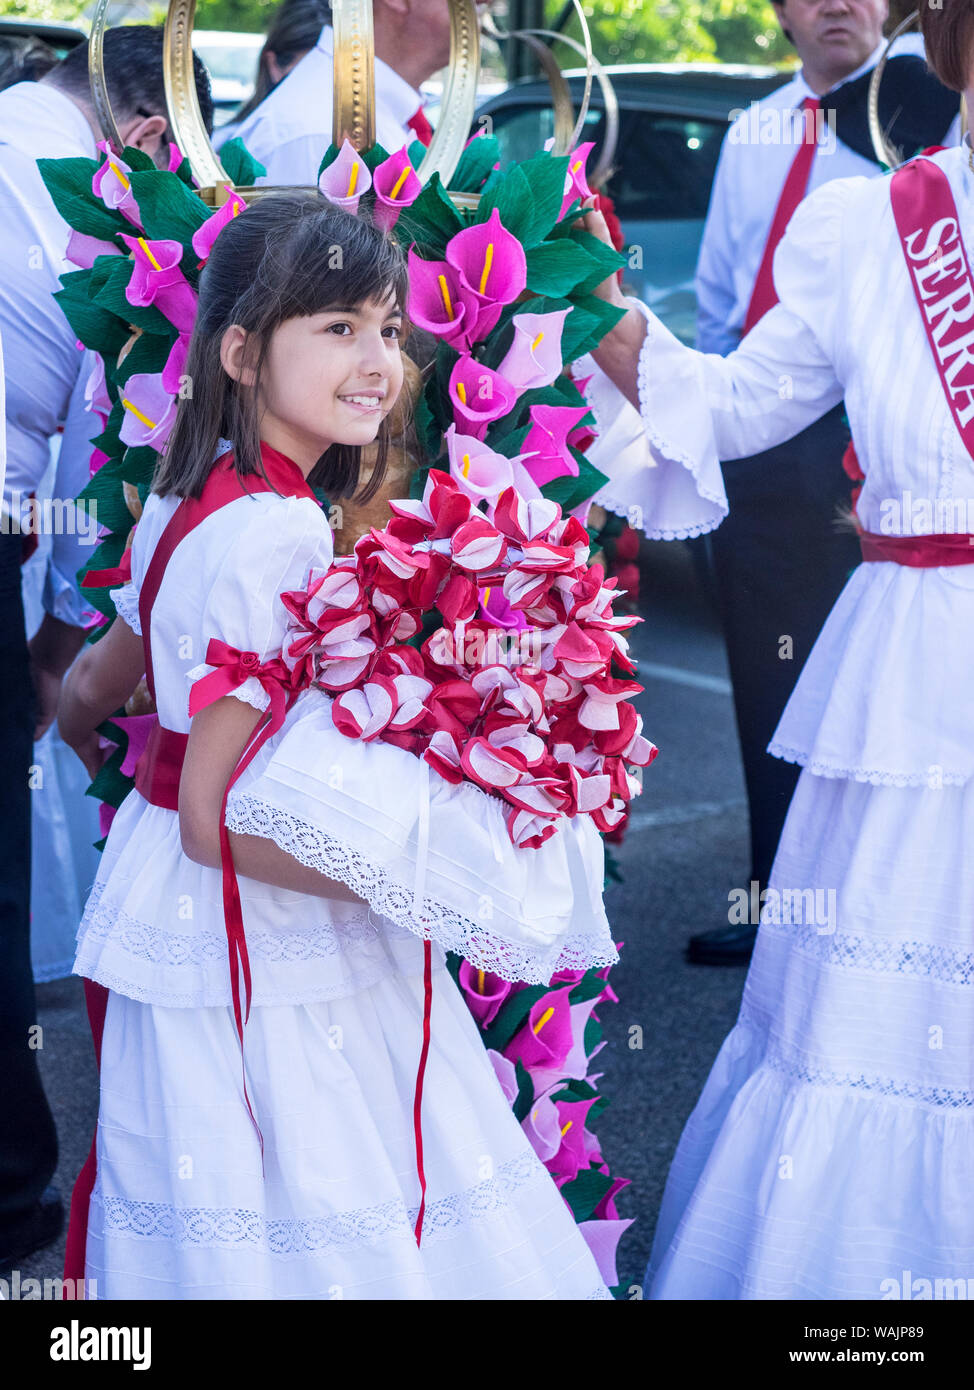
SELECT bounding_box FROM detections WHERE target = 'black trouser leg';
[0,532,57,1231]
[710,405,861,892]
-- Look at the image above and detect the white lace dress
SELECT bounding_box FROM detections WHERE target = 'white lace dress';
[583,145,974,1299]
[78,483,613,1300]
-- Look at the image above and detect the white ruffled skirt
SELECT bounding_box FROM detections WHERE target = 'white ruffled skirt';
[85,950,611,1300]
[648,768,974,1300]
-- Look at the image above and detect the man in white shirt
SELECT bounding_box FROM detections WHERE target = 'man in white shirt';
[224,0,454,185]
[687,2,958,965]
[0,25,212,1272]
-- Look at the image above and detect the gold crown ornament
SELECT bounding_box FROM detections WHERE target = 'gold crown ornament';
[868,9,966,169]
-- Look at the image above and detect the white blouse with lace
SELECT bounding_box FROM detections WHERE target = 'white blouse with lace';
[583,144,974,788]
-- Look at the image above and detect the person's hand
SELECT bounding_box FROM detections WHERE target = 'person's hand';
[71,730,108,783]
[576,196,629,310]
[27,614,88,740]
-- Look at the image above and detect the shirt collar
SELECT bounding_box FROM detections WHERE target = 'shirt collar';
[793,39,887,105]
[0,81,97,159]
[258,441,318,500]
[315,23,422,128]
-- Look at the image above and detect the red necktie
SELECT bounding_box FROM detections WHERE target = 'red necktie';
[407,105,433,147]
[743,97,821,336]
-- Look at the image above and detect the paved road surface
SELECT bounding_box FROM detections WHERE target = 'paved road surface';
[21,536,752,1295]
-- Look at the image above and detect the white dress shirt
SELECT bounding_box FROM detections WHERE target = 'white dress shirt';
[694,34,952,355]
[219,24,424,186]
[0,80,100,625]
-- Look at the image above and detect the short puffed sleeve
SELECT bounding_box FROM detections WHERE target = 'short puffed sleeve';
[187,496,332,714]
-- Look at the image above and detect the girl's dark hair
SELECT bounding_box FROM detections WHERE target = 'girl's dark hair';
[233,0,331,126]
[921,0,974,93]
[155,192,409,502]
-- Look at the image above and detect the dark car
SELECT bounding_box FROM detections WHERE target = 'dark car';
[476,63,792,345]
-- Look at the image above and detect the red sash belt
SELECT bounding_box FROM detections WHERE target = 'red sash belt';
[134,723,189,810]
[859,530,974,567]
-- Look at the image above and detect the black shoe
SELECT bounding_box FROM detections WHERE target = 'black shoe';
[0,1186,64,1274]
[686,923,757,966]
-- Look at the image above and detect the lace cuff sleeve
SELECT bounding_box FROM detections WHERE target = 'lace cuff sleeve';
[110,584,142,635]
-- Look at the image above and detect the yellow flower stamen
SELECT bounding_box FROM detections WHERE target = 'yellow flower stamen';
[533,1005,555,1035]
[109,161,130,190]
[346,161,359,198]
[479,242,494,295]
[483,586,491,605]
[571,160,582,173]
[232,200,240,216]
[560,1120,573,1137]
[461,452,471,479]
[137,237,162,272]
[121,397,157,430]
[531,331,544,351]
[456,380,467,404]
[476,968,484,994]
[390,165,412,200]
[438,274,454,321]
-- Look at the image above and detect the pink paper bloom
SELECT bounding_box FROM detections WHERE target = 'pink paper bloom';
[459,961,513,1026]
[507,987,575,1073]
[486,1048,518,1104]
[478,583,527,632]
[521,404,591,489]
[191,188,247,262]
[523,1093,562,1163]
[318,139,372,214]
[577,1217,634,1288]
[161,332,191,396]
[372,146,422,231]
[406,247,479,350]
[65,228,122,269]
[496,308,571,391]
[448,356,519,440]
[445,208,527,343]
[92,142,142,227]
[118,372,177,450]
[110,713,157,778]
[84,357,112,419]
[445,424,541,507]
[119,233,197,333]
[558,141,596,218]
[167,142,185,173]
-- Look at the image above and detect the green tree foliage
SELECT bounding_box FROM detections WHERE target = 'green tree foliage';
[548,0,793,67]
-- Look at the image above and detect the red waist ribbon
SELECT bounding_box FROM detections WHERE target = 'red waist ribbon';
[859,530,974,566]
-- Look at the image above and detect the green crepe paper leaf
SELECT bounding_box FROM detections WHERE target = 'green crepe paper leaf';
[128,169,209,250]
[53,282,130,360]
[85,736,132,810]
[413,390,440,462]
[451,134,500,194]
[92,256,174,335]
[409,459,433,501]
[79,453,136,533]
[114,331,176,390]
[568,227,626,299]
[395,173,465,257]
[583,1012,602,1056]
[407,138,427,166]
[172,154,196,188]
[486,379,592,443]
[121,445,161,488]
[559,1166,614,1223]
[119,145,157,173]
[511,1060,535,1124]
[218,136,267,187]
[568,972,610,1006]
[37,156,132,246]
[540,448,609,513]
[563,292,627,360]
[85,256,119,297]
[480,983,548,1054]
[525,239,606,298]
[477,153,568,248]
[431,338,460,433]
[486,424,530,459]
[77,528,131,613]
[551,1078,600,1104]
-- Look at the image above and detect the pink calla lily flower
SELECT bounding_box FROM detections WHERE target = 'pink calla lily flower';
[406,247,480,349]
[578,1218,634,1288]
[161,332,192,396]
[459,962,513,1026]
[486,1048,519,1103]
[523,1093,562,1163]
[84,356,112,419]
[496,308,571,391]
[448,355,520,440]
[92,142,142,226]
[192,188,247,262]
[372,146,422,231]
[508,987,575,1073]
[119,233,197,333]
[478,583,528,632]
[558,141,596,218]
[445,208,527,344]
[318,139,372,213]
[66,228,122,270]
[445,424,542,507]
[119,372,177,450]
[167,142,186,174]
[521,404,591,488]
[111,713,156,779]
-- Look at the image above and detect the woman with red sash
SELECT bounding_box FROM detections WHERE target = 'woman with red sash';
[56,194,612,1299]
[571,6,974,1299]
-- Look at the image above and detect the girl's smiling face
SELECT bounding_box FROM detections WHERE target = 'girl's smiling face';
[220,290,405,475]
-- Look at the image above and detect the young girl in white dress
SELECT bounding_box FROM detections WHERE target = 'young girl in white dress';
[568,6,974,1301]
[58,193,615,1300]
